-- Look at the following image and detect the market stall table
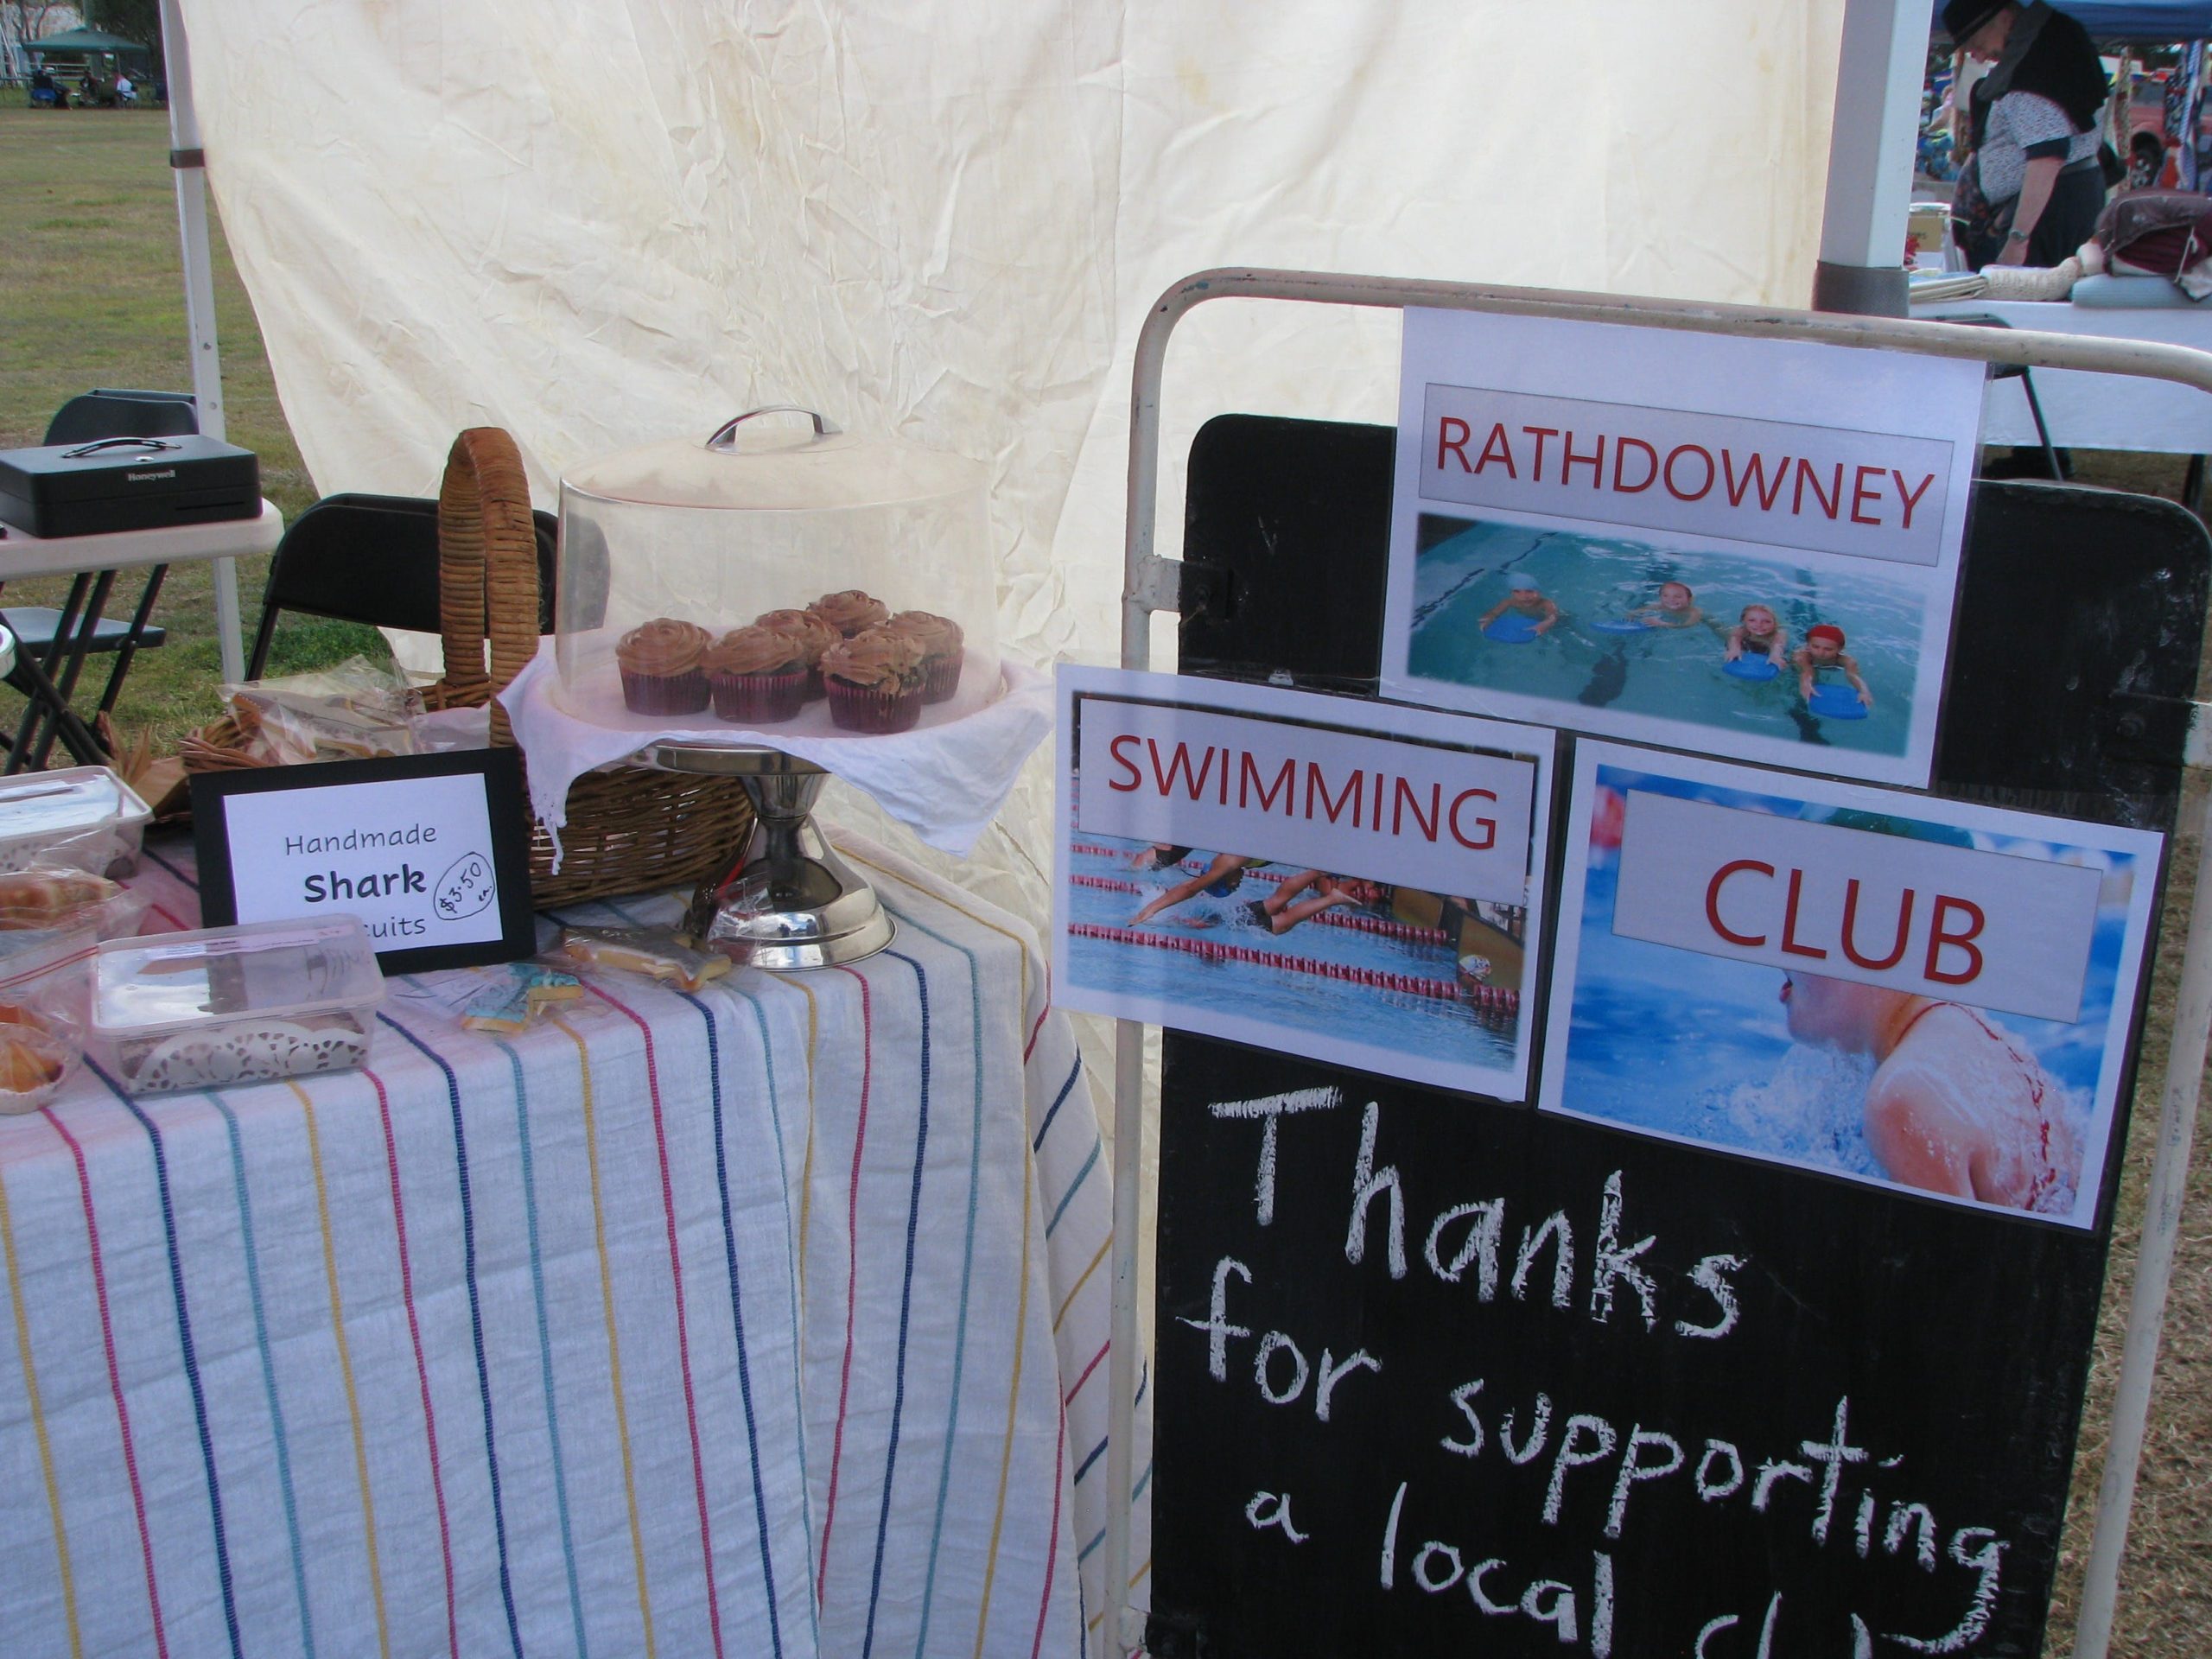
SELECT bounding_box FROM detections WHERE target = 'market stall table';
[0,830,1147,1657]
[1915,297,2212,453]
[0,501,281,771]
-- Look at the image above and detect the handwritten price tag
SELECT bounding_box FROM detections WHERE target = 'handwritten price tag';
[435,852,498,922]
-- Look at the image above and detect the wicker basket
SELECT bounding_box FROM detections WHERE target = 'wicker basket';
[187,429,755,908]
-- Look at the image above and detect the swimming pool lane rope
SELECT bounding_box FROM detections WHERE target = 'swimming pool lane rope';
[1064,923,1521,1011]
[1065,869,1454,945]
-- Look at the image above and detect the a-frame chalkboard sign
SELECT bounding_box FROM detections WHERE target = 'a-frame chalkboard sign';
[1095,270,2212,1659]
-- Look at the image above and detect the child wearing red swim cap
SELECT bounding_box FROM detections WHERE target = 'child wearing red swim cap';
[1794,623,1872,709]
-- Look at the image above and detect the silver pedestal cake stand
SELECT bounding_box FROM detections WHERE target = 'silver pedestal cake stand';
[641,739,895,970]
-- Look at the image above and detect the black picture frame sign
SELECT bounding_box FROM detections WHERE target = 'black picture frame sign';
[190,747,537,975]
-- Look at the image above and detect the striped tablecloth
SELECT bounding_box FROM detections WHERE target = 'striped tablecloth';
[0,830,1150,1657]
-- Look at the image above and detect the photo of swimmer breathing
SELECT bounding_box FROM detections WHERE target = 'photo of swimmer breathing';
[1541,744,2164,1228]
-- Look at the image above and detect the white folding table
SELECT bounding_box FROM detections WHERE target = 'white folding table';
[0,500,281,770]
[1913,297,2212,454]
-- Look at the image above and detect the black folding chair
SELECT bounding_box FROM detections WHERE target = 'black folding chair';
[1939,315,2064,481]
[1,391,198,770]
[41,390,199,447]
[246,493,558,681]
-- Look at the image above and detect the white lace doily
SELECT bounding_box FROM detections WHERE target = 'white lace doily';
[125,1019,372,1092]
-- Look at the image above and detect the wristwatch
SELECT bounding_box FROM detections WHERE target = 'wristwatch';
[2005,227,2031,243]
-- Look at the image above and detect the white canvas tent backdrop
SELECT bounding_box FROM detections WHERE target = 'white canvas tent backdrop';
[174,0,1848,928]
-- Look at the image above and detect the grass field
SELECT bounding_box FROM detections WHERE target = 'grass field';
[0,104,385,754]
[1,106,2209,1655]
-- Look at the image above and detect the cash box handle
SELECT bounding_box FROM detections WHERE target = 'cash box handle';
[60,436,183,460]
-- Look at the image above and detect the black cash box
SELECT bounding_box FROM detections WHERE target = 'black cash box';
[0,435,260,538]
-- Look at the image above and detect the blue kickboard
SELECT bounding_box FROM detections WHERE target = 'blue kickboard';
[1808,683,1869,720]
[1724,657,1780,682]
[1484,614,1541,643]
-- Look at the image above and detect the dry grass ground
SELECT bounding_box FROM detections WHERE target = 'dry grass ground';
[2043,449,2212,1655]
[0,108,2206,1654]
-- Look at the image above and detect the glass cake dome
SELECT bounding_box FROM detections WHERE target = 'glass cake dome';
[555,408,997,735]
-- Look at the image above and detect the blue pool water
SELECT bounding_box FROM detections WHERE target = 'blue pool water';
[1064,836,1519,1077]
[1406,518,1925,759]
[1556,855,2112,1188]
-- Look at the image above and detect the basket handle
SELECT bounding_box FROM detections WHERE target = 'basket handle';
[435,427,541,749]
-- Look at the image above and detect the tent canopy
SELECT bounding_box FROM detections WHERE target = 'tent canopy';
[1990,3,2212,41]
[173,0,1851,931]
[24,28,156,59]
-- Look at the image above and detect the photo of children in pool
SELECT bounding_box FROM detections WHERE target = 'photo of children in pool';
[1053,667,1554,1102]
[1539,747,2162,1230]
[1380,308,1985,791]
[1400,511,1928,766]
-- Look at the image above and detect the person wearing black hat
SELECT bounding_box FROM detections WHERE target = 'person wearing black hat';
[1944,0,2109,269]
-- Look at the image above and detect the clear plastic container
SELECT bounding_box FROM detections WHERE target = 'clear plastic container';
[92,916,385,1095]
[0,766,153,877]
[555,408,998,734]
[0,938,90,1114]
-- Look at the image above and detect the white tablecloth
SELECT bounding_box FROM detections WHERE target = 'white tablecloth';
[1914,299,2212,453]
[0,830,1147,1657]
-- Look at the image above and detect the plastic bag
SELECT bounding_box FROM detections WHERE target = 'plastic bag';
[0,866,147,961]
[220,655,424,764]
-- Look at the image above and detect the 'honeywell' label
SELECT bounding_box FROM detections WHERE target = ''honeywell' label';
[1611,791,2101,1021]
[1077,697,1535,903]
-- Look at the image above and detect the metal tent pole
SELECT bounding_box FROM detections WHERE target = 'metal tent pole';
[2074,769,2212,1657]
[1106,266,2212,1659]
[157,0,245,683]
[1813,0,1936,316]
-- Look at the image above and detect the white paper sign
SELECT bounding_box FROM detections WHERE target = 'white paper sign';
[1056,665,1554,1102]
[217,772,506,952]
[1541,744,2164,1230]
[1381,309,1987,787]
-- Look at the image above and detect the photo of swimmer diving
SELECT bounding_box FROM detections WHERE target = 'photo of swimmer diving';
[1053,666,1554,1102]
[1541,746,2164,1229]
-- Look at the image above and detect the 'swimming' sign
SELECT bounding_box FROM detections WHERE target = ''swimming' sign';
[1077,693,1536,903]
[1056,666,1555,1103]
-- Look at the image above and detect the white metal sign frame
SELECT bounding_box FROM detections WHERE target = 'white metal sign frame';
[1103,266,2212,1659]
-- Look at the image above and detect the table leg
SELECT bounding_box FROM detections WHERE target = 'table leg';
[98,564,168,718]
[213,554,244,683]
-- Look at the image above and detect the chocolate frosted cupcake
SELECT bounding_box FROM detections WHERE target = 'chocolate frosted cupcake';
[616,618,711,715]
[702,626,808,724]
[807,589,890,639]
[754,607,841,701]
[884,610,965,703]
[822,626,926,734]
